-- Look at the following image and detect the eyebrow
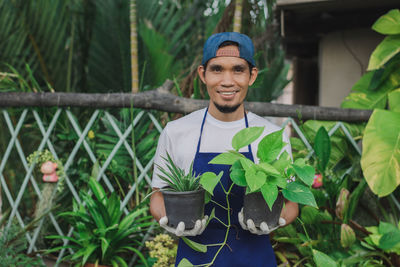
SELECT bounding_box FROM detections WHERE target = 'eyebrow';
[207,63,247,71]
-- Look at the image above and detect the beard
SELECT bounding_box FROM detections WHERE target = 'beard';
[213,101,242,113]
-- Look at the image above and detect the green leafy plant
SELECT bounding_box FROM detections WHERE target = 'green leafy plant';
[0,225,45,267]
[156,152,201,192]
[209,126,317,210]
[145,233,177,267]
[46,177,153,267]
[364,221,400,255]
[341,9,400,197]
[154,151,232,267]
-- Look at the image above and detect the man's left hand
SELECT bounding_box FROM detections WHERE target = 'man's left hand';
[238,208,286,235]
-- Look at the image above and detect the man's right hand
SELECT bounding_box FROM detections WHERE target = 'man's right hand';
[159,216,208,237]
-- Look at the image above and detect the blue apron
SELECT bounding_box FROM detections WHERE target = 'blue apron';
[175,109,277,267]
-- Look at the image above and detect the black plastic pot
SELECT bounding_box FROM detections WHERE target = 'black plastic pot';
[243,192,284,228]
[162,188,205,229]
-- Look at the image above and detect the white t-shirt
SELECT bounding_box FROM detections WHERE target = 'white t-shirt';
[151,108,291,188]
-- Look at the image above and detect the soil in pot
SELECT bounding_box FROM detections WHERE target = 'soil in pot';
[162,188,205,229]
[243,192,284,228]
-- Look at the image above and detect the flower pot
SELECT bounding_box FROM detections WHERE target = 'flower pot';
[42,173,59,182]
[162,188,205,229]
[243,192,284,228]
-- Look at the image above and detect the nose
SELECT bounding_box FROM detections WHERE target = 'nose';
[221,71,234,87]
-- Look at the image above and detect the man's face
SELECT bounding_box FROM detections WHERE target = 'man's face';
[198,46,258,115]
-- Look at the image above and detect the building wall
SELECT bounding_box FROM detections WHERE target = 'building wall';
[318,28,383,107]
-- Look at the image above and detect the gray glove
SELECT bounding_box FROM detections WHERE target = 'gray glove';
[159,216,208,237]
[238,208,286,235]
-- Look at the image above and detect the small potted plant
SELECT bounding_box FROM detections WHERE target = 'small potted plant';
[46,177,152,267]
[210,127,318,228]
[156,153,221,229]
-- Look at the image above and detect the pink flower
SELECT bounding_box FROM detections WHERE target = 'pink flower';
[312,174,323,188]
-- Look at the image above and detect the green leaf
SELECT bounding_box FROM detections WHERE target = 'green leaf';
[361,109,400,196]
[177,258,194,267]
[256,162,281,177]
[206,208,216,227]
[379,231,400,250]
[89,177,107,204]
[245,169,266,193]
[208,151,244,165]
[204,191,211,204]
[293,158,306,167]
[181,237,207,253]
[260,183,278,211]
[282,182,317,208]
[372,9,400,35]
[257,129,286,163]
[275,176,288,189]
[292,165,315,186]
[300,206,320,224]
[379,221,399,235]
[389,88,400,112]
[314,127,331,172]
[200,171,223,196]
[232,126,264,151]
[230,160,247,186]
[81,244,98,266]
[312,249,338,267]
[240,158,255,171]
[273,151,292,175]
[368,35,400,71]
[341,71,390,109]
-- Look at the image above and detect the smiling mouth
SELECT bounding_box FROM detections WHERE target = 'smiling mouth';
[218,90,239,95]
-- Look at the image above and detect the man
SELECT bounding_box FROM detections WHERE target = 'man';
[150,32,298,266]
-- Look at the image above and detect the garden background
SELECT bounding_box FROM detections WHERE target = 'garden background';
[0,0,400,266]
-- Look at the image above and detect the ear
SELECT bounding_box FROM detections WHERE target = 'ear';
[198,65,206,84]
[248,67,258,86]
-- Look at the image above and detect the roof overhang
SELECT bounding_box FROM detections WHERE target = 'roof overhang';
[276,0,399,57]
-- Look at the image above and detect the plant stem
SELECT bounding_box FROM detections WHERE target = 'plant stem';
[213,217,228,228]
[130,102,139,205]
[203,183,235,267]
[218,180,227,194]
[297,218,312,249]
[209,200,228,210]
[205,243,224,247]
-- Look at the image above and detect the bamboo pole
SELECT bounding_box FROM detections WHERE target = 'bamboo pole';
[130,0,139,93]
[233,0,243,33]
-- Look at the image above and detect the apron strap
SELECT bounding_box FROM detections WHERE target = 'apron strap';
[196,108,253,154]
[244,111,253,156]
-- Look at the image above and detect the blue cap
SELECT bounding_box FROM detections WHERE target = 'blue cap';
[202,32,255,66]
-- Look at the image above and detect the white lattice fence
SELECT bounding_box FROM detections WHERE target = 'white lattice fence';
[0,107,363,266]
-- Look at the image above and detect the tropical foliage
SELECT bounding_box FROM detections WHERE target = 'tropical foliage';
[209,126,317,210]
[342,9,400,197]
[46,178,153,266]
[4,1,400,267]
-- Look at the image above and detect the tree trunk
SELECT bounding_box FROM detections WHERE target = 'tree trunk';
[0,86,373,122]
